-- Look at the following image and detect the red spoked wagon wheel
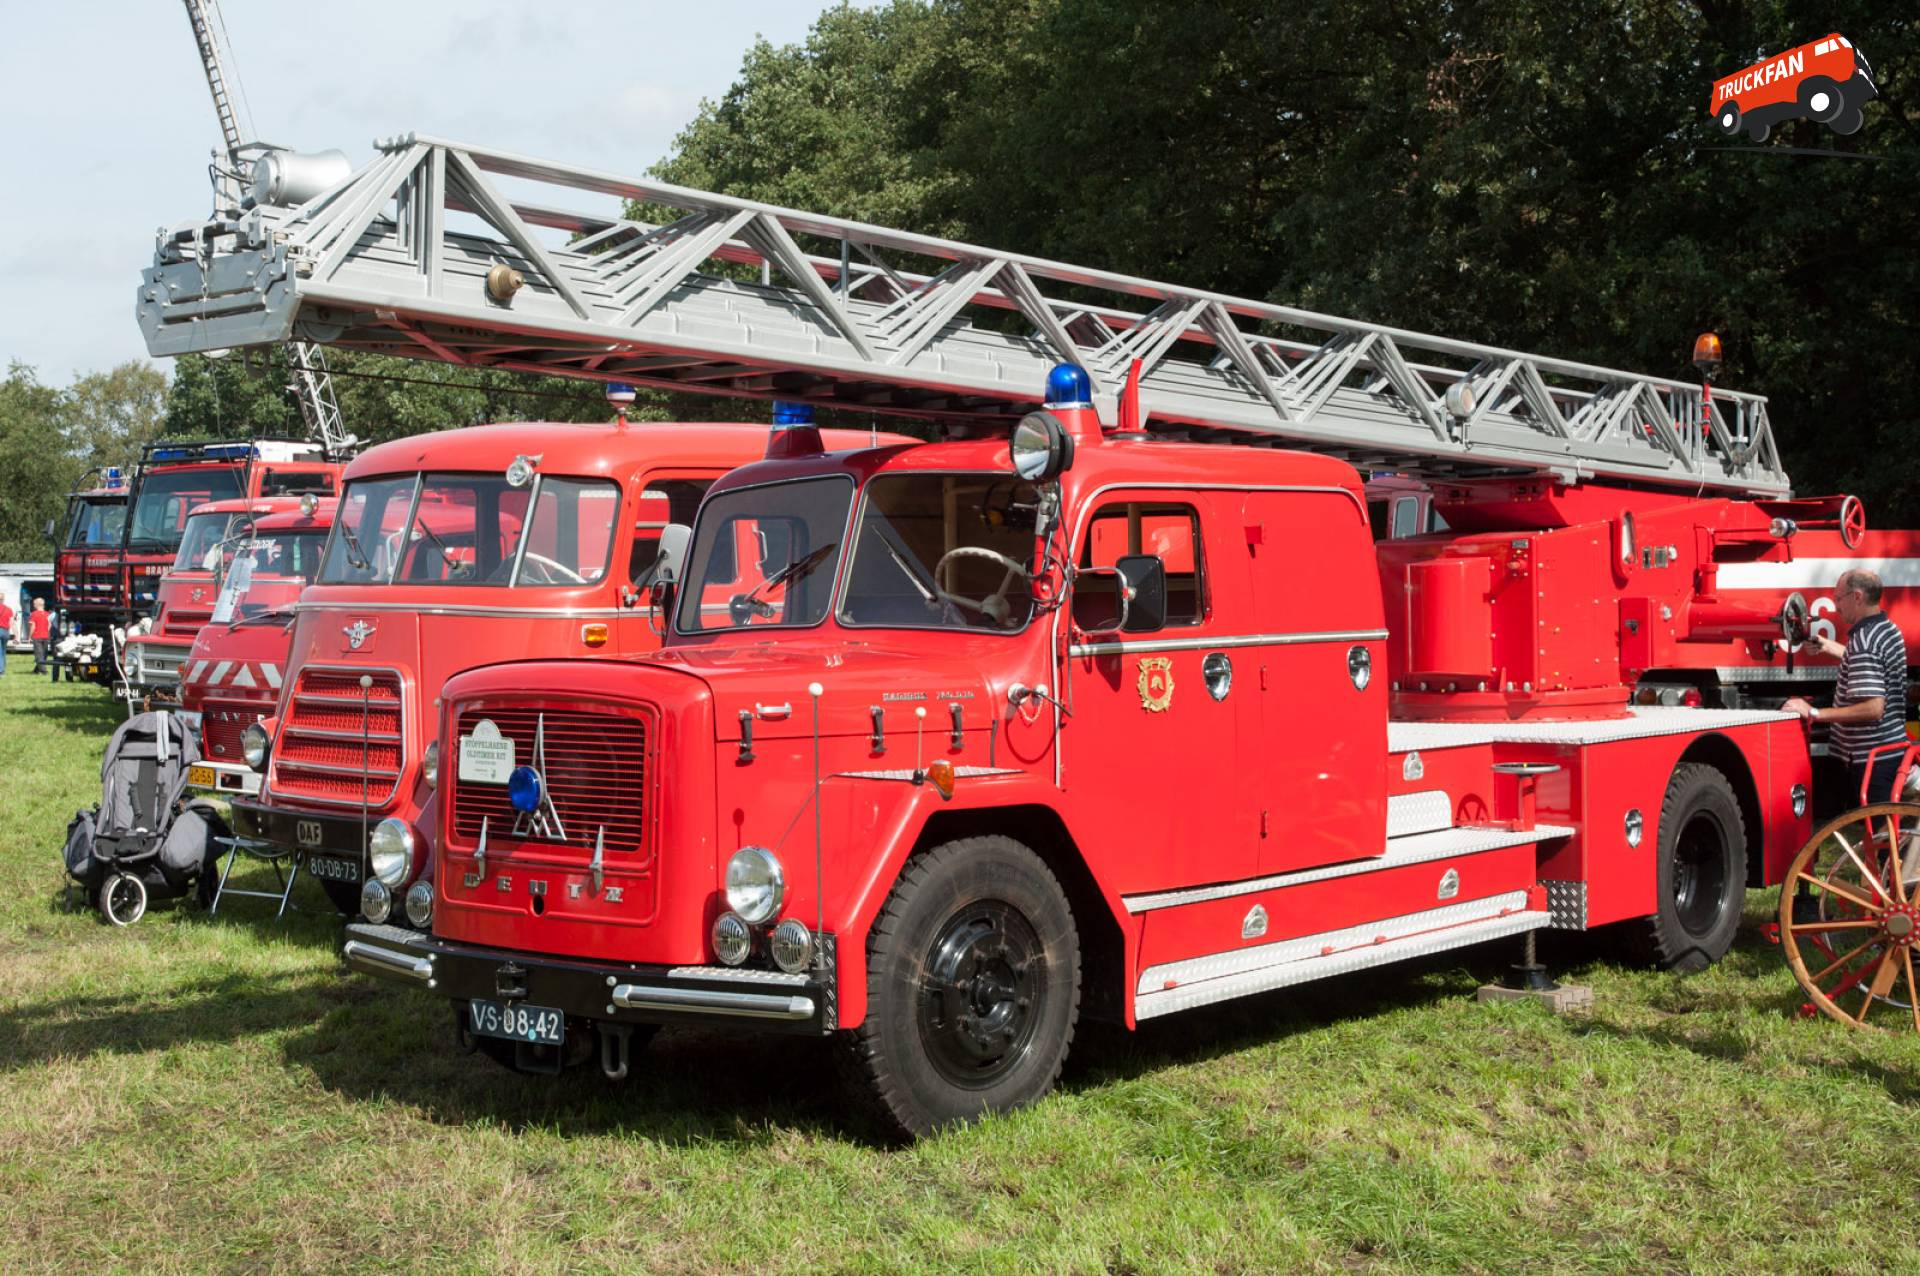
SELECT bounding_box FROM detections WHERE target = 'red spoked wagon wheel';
[1779,803,1920,1031]
[1839,494,1866,549]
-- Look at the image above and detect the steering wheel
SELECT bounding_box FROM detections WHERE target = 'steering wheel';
[517,551,588,585]
[933,546,1032,626]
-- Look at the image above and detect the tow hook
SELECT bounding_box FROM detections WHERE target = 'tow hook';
[601,1023,635,1081]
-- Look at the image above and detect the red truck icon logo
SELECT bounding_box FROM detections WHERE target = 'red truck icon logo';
[1712,33,1875,142]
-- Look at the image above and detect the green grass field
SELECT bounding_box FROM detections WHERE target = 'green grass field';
[3,653,1918,1274]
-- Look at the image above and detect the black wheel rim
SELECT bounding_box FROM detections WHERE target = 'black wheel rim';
[916,900,1046,1089]
[108,877,141,924]
[1673,812,1730,937]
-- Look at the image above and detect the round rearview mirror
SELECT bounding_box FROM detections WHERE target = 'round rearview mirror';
[1010,410,1073,482]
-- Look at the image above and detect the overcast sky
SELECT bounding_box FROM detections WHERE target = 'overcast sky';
[0,0,838,385]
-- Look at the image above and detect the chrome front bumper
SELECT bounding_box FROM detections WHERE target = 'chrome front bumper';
[341,922,837,1034]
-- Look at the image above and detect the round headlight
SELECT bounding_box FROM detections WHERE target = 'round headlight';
[770,919,813,974]
[369,817,417,887]
[423,740,440,790]
[725,846,784,925]
[360,878,392,924]
[711,911,751,966]
[241,723,270,770]
[404,879,434,929]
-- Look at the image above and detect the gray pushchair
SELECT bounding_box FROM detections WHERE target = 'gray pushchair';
[61,711,228,925]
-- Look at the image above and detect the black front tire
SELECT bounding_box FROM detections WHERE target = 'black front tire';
[837,835,1080,1138]
[100,873,148,927]
[1715,101,1742,138]
[1627,763,1746,973]
[1799,76,1845,124]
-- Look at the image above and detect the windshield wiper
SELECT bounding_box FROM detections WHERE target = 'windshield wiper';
[227,603,299,632]
[410,513,463,574]
[728,541,837,623]
[336,523,370,571]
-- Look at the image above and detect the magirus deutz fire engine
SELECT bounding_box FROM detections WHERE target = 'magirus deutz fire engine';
[177,494,336,796]
[213,409,895,915]
[138,134,1908,1133]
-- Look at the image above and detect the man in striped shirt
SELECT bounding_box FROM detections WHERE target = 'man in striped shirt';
[1785,569,1910,804]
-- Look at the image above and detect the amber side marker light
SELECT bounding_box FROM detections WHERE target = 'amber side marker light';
[581,623,610,648]
[923,758,956,800]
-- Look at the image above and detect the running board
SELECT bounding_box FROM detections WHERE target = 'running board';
[1133,891,1549,1020]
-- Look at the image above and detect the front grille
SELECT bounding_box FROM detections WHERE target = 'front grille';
[202,701,267,760]
[270,666,406,807]
[450,705,651,859]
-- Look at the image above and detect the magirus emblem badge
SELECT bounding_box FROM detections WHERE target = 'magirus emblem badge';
[343,619,375,651]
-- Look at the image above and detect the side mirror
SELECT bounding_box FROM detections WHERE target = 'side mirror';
[43,518,56,539]
[653,523,692,586]
[1071,554,1167,635]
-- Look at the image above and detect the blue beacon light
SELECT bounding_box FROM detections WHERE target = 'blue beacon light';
[772,400,815,426]
[507,765,542,814]
[1044,363,1092,409]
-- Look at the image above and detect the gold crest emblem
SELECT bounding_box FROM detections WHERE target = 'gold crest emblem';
[1137,656,1174,712]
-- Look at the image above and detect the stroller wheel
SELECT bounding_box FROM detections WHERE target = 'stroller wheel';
[100,873,148,927]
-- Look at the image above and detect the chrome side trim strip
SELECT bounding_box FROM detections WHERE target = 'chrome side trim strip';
[1122,823,1573,913]
[295,600,628,618]
[343,940,433,983]
[1133,897,1548,1019]
[1071,628,1387,658]
[1711,665,1838,682]
[611,982,816,1021]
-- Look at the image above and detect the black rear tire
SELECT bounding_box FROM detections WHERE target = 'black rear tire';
[1831,105,1864,136]
[1627,762,1746,972]
[837,835,1080,1138]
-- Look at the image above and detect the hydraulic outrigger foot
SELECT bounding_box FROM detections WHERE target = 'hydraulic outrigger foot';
[1476,930,1595,1014]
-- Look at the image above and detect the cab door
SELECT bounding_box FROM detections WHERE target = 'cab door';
[617,470,726,649]
[1062,491,1256,894]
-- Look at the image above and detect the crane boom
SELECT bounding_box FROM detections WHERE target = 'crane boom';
[177,0,355,457]
[139,132,1782,493]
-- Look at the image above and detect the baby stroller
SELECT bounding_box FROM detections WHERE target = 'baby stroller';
[62,710,228,925]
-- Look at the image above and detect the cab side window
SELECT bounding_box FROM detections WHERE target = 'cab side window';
[1075,502,1204,630]
[628,479,712,586]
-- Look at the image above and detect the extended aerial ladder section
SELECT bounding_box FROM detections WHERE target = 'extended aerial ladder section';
[141,133,1786,494]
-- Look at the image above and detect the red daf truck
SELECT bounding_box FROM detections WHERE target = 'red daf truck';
[122,494,313,698]
[52,471,129,644]
[338,369,1830,1135]
[228,417,897,914]
[178,496,336,796]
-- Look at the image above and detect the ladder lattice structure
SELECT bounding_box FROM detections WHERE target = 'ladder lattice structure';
[178,0,354,458]
[140,133,1787,493]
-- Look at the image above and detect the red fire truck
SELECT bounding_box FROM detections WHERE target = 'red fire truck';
[1711,33,1876,142]
[177,496,337,796]
[135,134,1908,1132]
[119,439,340,632]
[225,418,896,914]
[122,494,314,698]
[52,470,129,640]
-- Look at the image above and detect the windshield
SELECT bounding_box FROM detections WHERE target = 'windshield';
[840,474,1042,631]
[172,510,246,573]
[65,499,124,548]
[129,467,243,551]
[318,472,620,587]
[677,477,852,631]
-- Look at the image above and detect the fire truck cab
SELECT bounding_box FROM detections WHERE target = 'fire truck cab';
[51,473,129,636]
[342,370,1817,1135]
[178,496,337,796]
[230,420,893,914]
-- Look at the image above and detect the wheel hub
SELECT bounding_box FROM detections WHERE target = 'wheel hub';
[918,904,1043,1086]
[1885,906,1918,945]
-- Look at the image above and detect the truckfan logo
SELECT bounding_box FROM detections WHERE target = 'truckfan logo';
[1711,33,1875,142]
[342,619,375,651]
[1136,657,1174,712]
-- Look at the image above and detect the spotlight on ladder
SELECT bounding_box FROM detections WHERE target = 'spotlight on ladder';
[1444,380,1477,420]
[605,382,637,428]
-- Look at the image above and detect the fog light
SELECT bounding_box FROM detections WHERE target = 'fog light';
[770,919,813,973]
[360,878,392,924]
[404,879,434,929]
[422,740,440,789]
[1791,784,1808,818]
[725,846,784,925]
[369,818,416,887]
[241,723,270,770]
[711,911,751,966]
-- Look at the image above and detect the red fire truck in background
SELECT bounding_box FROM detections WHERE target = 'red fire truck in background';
[1711,33,1876,142]
[226,417,899,915]
[123,494,314,698]
[51,470,129,643]
[174,496,336,798]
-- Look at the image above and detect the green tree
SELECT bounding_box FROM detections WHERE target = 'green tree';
[61,361,169,471]
[0,364,84,560]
